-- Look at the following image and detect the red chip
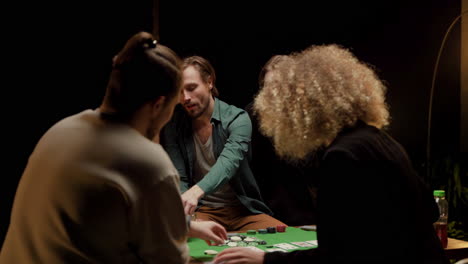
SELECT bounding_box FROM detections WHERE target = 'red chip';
[276,225,287,232]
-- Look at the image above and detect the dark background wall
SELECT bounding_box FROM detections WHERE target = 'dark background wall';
[160,0,461,167]
[2,0,464,245]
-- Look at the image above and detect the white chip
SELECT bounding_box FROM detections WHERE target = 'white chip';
[230,236,242,242]
[204,249,218,255]
[244,237,255,242]
[227,242,237,247]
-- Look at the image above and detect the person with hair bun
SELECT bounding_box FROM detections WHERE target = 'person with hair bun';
[1,32,226,264]
[214,45,448,264]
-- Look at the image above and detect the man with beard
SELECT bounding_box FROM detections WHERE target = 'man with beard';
[161,56,284,231]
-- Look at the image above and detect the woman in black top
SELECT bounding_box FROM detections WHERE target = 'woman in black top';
[214,45,448,264]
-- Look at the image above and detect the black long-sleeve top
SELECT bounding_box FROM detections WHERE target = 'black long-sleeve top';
[264,121,449,264]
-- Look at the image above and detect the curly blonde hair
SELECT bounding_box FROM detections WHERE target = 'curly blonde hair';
[254,44,390,160]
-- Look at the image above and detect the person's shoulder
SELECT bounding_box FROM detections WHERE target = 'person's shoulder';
[113,137,180,189]
[125,136,177,173]
[325,121,404,161]
[33,110,96,149]
[47,109,94,130]
[216,98,248,121]
[325,122,380,158]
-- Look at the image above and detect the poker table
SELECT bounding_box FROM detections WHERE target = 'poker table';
[188,226,468,263]
[188,226,317,263]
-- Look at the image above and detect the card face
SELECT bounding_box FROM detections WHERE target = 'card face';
[290,241,315,247]
[305,240,318,246]
[266,248,287,252]
[273,243,299,250]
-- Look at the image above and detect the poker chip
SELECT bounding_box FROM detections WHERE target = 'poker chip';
[276,225,287,232]
[221,233,268,248]
[247,230,256,235]
[244,237,255,242]
[230,236,242,242]
[266,227,276,233]
[204,249,218,255]
[258,229,267,234]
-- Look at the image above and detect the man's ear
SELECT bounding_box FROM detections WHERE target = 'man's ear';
[207,76,213,90]
[151,96,166,115]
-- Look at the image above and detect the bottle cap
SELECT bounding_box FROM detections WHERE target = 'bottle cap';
[433,190,445,197]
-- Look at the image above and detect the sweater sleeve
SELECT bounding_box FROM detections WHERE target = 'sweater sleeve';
[134,175,189,264]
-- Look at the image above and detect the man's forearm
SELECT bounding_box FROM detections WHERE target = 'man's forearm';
[181,185,205,215]
[183,185,205,200]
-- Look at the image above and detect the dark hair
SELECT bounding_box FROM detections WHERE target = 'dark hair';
[182,56,219,97]
[103,32,182,117]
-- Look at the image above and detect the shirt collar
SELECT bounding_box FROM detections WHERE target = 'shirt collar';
[210,97,221,123]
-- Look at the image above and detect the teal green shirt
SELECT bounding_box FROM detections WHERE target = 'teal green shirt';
[161,98,272,215]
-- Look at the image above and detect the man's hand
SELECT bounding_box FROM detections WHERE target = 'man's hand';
[188,221,227,245]
[214,247,265,264]
[181,185,205,215]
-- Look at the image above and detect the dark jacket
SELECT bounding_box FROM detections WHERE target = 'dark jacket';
[264,121,449,264]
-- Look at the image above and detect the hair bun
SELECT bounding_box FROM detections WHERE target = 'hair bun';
[142,38,157,49]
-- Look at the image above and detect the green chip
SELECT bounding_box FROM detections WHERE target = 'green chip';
[247,230,256,234]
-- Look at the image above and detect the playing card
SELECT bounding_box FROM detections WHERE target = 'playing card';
[290,241,315,247]
[305,240,318,246]
[273,243,299,250]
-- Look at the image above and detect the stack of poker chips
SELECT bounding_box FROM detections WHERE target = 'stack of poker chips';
[247,230,256,235]
[259,225,287,234]
[276,225,287,232]
[224,235,266,247]
[266,227,276,233]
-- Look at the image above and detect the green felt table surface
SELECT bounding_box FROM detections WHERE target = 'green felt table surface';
[188,227,317,261]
